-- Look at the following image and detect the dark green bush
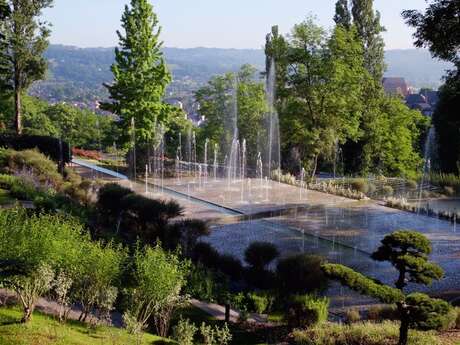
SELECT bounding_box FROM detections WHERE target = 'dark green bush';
[217,254,244,281]
[276,254,328,295]
[184,264,228,303]
[0,134,71,163]
[285,295,329,329]
[191,242,221,269]
[97,183,133,218]
[244,241,279,270]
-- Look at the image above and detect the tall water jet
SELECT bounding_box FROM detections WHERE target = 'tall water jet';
[257,152,263,187]
[192,131,197,179]
[204,138,209,183]
[226,75,239,187]
[213,143,219,180]
[418,126,436,212]
[130,117,136,180]
[265,57,281,179]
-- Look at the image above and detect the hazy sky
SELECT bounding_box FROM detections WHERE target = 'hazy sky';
[42,0,428,50]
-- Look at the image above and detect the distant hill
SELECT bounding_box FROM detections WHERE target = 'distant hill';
[30,44,453,105]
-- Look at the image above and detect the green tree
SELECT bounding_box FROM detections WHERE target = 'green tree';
[402,0,460,65]
[351,0,386,82]
[403,0,460,174]
[323,230,451,345]
[334,0,351,28]
[101,0,171,149]
[0,0,53,134]
[123,244,189,337]
[266,19,365,176]
[371,230,444,291]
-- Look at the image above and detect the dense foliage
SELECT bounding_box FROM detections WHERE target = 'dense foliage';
[265,13,427,178]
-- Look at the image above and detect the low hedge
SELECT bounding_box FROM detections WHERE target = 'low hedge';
[0,134,71,163]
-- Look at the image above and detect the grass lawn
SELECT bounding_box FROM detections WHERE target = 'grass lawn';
[0,307,174,345]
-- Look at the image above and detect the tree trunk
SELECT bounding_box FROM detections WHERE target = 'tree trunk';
[398,318,409,345]
[14,88,22,135]
[21,305,32,323]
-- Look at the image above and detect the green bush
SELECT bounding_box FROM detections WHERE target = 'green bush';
[351,179,369,194]
[382,185,394,197]
[455,307,460,329]
[0,149,64,189]
[248,292,271,314]
[97,183,133,218]
[407,180,418,190]
[173,318,197,345]
[276,254,328,295]
[184,264,227,303]
[291,321,442,345]
[285,295,329,329]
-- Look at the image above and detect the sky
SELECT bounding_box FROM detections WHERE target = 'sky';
[42,0,429,50]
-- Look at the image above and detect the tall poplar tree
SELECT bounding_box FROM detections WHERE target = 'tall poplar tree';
[0,0,52,134]
[101,0,171,148]
[351,0,386,82]
[334,0,351,28]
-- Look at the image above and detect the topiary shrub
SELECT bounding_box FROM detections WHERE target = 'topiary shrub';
[276,254,328,295]
[244,241,279,271]
[285,295,329,329]
[97,183,133,219]
[407,180,418,190]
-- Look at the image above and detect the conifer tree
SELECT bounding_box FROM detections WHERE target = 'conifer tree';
[0,0,52,134]
[102,0,171,148]
[334,0,351,28]
[323,230,451,345]
[351,0,386,82]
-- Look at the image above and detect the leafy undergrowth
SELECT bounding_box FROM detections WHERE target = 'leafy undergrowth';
[0,189,14,206]
[0,307,174,345]
[291,321,449,345]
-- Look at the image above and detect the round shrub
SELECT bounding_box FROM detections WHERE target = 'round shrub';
[97,183,132,217]
[244,241,279,270]
[407,180,418,190]
[248,292,271,314]
[351,179,369,194]
[382,185,394,197]
[276,254,328,295]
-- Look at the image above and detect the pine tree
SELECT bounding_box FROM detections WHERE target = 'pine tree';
[101,0,171,148]
[351,0,386,82]
[0,0,52,134]
[323,230,451,345]
[334,0,351,28]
